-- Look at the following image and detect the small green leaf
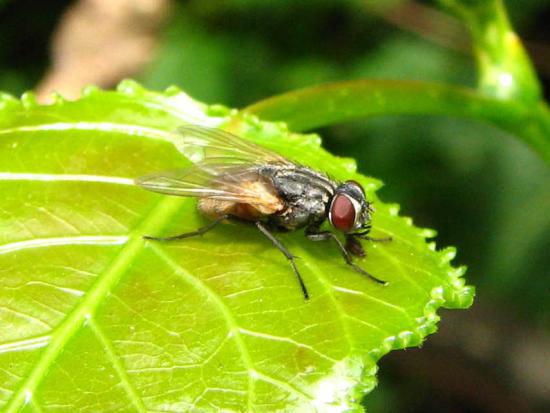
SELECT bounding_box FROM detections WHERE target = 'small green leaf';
[0,81,473,412]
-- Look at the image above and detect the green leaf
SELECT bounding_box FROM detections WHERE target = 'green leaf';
[438,0,541,103]
[0,81,473,412]
[245,79,550,165]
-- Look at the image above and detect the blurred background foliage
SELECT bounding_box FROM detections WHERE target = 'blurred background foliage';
[0,0,548,412]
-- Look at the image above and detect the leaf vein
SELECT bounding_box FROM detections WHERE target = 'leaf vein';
[3,196,183,413]
[239,328,337,363]
[0,336,50,355]
[297,248,355,352]
[89,318,148,413]
[0,123,174,142]
[0,235,128,255]
[0,173,135,186]
[150,244,257,412]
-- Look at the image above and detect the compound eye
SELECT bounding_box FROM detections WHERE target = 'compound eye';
[330,194,357,232]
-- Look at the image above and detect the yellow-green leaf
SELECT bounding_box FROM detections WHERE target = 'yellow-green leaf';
[0,80,473,412]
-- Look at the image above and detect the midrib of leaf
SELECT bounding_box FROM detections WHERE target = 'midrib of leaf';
[4,196,185,413]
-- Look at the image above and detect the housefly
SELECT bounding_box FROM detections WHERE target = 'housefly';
[136,125,391,299]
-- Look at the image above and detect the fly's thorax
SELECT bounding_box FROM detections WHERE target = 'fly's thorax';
[263,166,336,230]
[268,166,336,201]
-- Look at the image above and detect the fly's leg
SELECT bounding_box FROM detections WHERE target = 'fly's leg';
[346,234,391,257]
[143,215,228,242]
[306,228,387,285]
[353,225,392,243]
[363,235,392,242]
[345,235,365,257]
[255,221,309,300]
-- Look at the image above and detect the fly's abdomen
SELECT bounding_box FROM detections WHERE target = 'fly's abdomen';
[198,175,285,221]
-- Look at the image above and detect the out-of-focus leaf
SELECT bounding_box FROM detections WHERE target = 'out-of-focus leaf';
[245,79,550,164]
[0,81,472,412]
[438,0,541,103]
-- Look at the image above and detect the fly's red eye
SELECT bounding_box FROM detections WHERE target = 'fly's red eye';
[330,194,356,232]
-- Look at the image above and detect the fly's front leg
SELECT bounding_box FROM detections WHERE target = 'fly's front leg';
[353,225,392,243]
[144,215,228,241]
[306,227,387,285]
[255,221,309,300]
[363,235,392,242]
[345,235,365,257]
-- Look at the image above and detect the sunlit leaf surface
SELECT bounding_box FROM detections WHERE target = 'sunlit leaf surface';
[0,81,473,412]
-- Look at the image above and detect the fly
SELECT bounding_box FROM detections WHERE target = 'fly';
[136,125,391,300]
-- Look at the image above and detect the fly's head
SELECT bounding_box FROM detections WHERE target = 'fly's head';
[328,180,374,236]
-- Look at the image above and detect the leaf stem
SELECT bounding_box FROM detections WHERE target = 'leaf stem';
[438,0,541,103]
[244,79,550,164]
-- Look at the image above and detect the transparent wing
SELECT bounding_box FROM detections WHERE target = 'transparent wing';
[172,125,293,167]
[136,126,291,210]
[136,164,284,209]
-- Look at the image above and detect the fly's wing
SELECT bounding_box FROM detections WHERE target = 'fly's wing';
[173,125,293,167]
[136,165,283,206]
[136,126,291,210]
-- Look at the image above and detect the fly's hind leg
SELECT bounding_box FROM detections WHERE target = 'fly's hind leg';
[254,221,309,300]
[144,215,228,242]
[306,227,387,286]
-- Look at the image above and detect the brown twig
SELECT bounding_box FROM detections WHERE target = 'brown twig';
[365,0,550,79]
[364,1,470,53]
[36,0,171,102]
